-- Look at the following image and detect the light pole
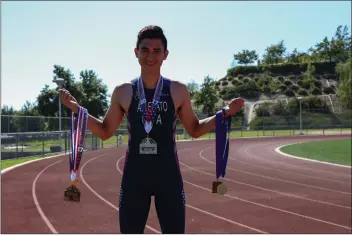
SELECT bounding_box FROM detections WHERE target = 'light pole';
[53,78,65,150]
[297,96,303,135]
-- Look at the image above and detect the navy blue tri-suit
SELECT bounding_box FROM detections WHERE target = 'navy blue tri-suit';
[118,77,186,234]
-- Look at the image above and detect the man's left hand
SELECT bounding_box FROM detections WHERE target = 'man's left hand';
[225,97,245,117]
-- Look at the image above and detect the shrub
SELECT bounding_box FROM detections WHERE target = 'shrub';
[231,79,238,85]
[311,87,322,95]
[279,84,287,91]
[227,76,234,81]
[285,89,295,97]
[222,82,259,99]
[297,80,304,87]
[219,89,227,96]
[277,76,285,82]
[298,89,308,96]
[248,73,255,78]
[262,86,271,94]
[291,84,300,91]
[215,81,221,86]
[284,79,292,86]
[236,81,244,86]
[222,81,228,86]
[237,75,244,80]
[324,74,337,80]
[227,61,337,77]
[264,79,270,85]
[302,79,312,89]
[314,80,322,88]
[255,103,271,117]
[243,77,250,83]
[272,102,291,116]
[323,87,335,94]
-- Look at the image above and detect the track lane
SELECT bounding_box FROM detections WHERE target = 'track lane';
[2,136,351,234]
[114,148,265,234]
[199,146,351,226]
[178,146,351,233]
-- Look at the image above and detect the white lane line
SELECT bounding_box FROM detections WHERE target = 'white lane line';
[32,160,62,234]
[229,156,350,185]
[197,147,350,209]
[116,151,267,234]
[275,143,352,168]
[177,150,351,230]
[244,142,351,179]
[80,154,160,234]
[200,147,350,195]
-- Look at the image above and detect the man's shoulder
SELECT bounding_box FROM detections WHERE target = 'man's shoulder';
[166,78,189,100]
[168,79,187,92]
[111,80,136,101]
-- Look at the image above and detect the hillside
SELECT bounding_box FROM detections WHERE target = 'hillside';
[214,61,351,130]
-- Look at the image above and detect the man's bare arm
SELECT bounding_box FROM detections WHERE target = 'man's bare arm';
[60,84,127,141]
[175,82,244,138]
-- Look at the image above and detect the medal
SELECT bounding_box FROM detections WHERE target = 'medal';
[139,136,158,154]
[137,76,163,154]
[212,107,231,195]
[64,106,88,202]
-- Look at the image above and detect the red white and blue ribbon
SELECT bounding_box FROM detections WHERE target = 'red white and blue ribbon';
[70,106,88,182]
[215,108,232,179]
[137,76,163,134]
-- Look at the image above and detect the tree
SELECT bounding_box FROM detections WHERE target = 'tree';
[302,61,316,93]
[315,36,334,62]
[336,58,352,109]
[314,25,351,63]
[233,50,258,66]
[186,80,199,99]
[262,40,287,64]
[79,69,109,118]
[331,25,351,62]
[193,75,219,116]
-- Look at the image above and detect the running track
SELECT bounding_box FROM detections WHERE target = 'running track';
[2,135,351,234]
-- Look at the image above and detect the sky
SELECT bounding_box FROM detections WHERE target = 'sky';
[2,1,351,111]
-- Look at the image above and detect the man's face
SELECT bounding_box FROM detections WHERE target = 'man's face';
[134,38,168,72]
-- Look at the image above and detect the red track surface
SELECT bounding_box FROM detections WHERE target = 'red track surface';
[2,135,351,234]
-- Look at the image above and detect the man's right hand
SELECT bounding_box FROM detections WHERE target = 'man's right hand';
[59,88,79,113]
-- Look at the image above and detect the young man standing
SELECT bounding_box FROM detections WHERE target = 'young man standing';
[60,25,244,234]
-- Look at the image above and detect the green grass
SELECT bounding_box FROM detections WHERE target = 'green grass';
[280,139,352,166]
[1,153,60,170]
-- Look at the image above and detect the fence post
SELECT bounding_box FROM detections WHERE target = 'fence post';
[64,131,67,154]
[16,134,19,159]
[42,132,45,156]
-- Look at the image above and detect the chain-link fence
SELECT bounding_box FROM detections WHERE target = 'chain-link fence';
[248,108,352,130]
[2,126,351,161]
[2,107,351,160]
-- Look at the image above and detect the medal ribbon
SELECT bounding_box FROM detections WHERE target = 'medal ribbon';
[70,106,88,182]
[215,108,232,179]
[137,76,164,134]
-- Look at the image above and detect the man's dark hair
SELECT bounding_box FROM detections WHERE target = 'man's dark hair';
[136,25,168,51]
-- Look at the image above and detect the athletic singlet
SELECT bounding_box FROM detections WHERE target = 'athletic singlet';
[122,76,182,188]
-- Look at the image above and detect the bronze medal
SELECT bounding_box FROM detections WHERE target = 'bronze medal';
[64,184,81,202]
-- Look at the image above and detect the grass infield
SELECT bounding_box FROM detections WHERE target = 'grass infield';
[279,139,351,166]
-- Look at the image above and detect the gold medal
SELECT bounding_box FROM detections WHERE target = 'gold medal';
[217,183,227,195]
